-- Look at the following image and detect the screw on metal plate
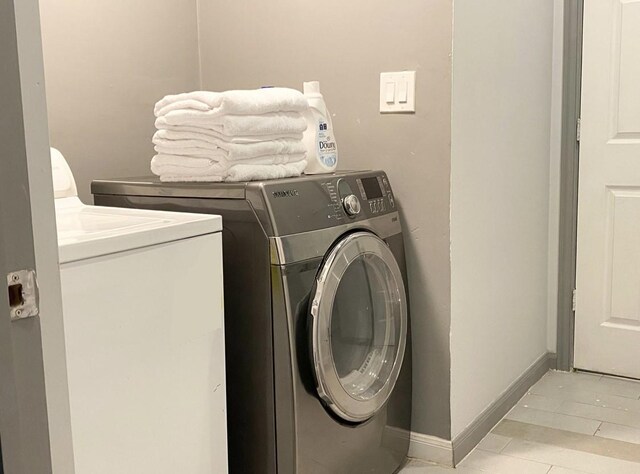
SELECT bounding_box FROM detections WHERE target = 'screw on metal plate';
[6,269,39,321]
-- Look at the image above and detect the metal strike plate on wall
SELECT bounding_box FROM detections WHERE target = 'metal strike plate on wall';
[6,269,39,321]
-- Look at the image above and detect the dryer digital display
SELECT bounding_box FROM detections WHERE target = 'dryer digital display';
[360,177,383,199]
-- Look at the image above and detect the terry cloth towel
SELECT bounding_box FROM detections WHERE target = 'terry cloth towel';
[153,127,304,144]
[151,154,307,183]
[155,112,307,137]
[157,161,308,183]
[154,88,308,118]
[152,134,307,161]
[151,153,306,175]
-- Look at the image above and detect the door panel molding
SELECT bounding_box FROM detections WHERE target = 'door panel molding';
[609,0,640,141]
[603,186,640,325]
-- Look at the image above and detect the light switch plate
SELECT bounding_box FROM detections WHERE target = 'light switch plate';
[379,71,416,113]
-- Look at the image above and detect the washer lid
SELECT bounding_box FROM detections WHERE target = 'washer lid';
[51,148,79,199]
[56,200,222,264]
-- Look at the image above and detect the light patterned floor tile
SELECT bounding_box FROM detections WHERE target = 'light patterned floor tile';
[493,419,640,463]
[556,401,640,429]
[534,371,640,399]
[459,449,551,474]
[506,406,601,435]
[541,371,602,385]
[548,467,589,474]
[502,438,640,474]
[402,372,640,473]
[530,384,640,413]
[597,375,640,399]
[519,393,564,412]
[596,422,640,445]
[399,460,453,473]
[399,460,483,473]
[476,433,512,453]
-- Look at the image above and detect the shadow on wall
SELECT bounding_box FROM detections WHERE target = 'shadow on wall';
[397,204,452,440]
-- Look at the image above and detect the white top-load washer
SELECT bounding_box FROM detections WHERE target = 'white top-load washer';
[51,149,227,473]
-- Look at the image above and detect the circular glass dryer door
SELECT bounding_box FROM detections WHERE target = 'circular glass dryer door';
[309,231,408,423]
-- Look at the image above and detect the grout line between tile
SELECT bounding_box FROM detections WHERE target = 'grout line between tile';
[593,421,603,436]
[509,407,601,426]
[499,437,513,454]
[494,418,640,464]
[599,420,640,433]
[573,370,603,381]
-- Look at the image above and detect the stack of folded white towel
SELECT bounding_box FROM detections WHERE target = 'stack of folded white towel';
[151,87,309,182]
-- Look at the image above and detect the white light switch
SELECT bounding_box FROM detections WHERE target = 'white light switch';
[397,80,408,103]
[385,82,395,103]
[379,71,416,113]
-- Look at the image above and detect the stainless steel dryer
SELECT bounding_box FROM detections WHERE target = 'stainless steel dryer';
[92,171,412,474]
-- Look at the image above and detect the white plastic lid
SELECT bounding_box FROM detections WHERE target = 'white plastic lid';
[56,204,222,263]
[303,81,321,95]
[50,147,223,263]
[51,147,78,199]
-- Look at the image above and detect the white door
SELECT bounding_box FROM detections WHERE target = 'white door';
[575,0,640,379]
[1,0,74,472]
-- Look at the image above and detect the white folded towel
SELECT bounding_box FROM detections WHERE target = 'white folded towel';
[155,112,307,137]
[154,88,308,118]
[152,134,306,161]
[154,127,304,144]
[225,160,308,182]
[151,154,307,182]
[151,153,306,174]
[156,161,308,183]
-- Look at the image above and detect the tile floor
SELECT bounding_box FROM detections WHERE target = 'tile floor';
[402,370,640,473]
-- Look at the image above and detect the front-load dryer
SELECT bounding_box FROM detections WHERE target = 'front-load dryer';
[92,170,412,473]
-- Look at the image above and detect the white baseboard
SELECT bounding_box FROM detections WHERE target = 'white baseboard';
[397,352,556,468]
[386,352,556,468]
[384,426,454,467]
[451,351,556,464]
[408,431,454,467]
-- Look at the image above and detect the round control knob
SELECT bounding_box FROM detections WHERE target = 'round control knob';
[342,194,361,216]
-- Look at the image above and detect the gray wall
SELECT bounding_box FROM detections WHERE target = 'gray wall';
[196,0,454,438]
[38,0,455,439]
[39,0,200,203]
[449,0,554,437]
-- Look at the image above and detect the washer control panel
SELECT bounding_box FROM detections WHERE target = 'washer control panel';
[355,174,395,215]
[342,194,361,216]
[317,172,395,221]
[263,170,397,234]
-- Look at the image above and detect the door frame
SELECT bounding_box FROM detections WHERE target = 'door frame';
[0,0,75,472]
[556,0,584,372]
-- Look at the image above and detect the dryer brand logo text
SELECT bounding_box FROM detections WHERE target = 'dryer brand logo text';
[272,189,300,199]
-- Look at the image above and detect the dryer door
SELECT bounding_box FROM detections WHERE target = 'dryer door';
[309,231,407,422]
